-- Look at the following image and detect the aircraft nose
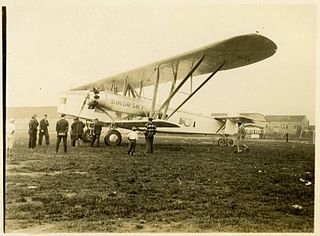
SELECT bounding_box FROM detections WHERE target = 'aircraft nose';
[87,91,100,108]
[88,99,99,109]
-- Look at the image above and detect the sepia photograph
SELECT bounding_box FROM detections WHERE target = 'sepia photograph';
[2,0,318,234]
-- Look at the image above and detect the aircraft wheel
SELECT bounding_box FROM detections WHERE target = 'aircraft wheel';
[83,129,93,143]
[104,130,122,146]
[226,138,235,147]
[218,138,226,147]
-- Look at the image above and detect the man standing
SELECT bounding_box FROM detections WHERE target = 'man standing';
[236,122,249,153]
[56,114,69,153]
[71,117,85,147]
[144,117,157,154]
[127,127,138,156]
[91,118,103,147]
[38,114,50,145]
[28,114,39,148]
[6,119,16,156]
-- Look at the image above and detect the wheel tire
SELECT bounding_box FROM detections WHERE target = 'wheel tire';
[83,129,93,143]
[218,138,226,147]
[226,138,235,147]
[104,130,122,146]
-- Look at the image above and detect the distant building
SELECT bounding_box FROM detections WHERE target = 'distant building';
[243,124,265,138]
[300,124,315,139]
[265,115,309,136]
[308,125,315,131]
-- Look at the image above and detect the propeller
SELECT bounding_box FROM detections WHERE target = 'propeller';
[78,92,90,115]
[92,87,100,99]
[88,87,100,109]
[78,88,100,115]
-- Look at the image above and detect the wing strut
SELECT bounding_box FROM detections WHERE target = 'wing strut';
[123,77,139,98]
[128,83,138,98]
[138,81,143,98]
[162,63,179,119]
[153,54,205,119]
[95,106,115,123]
[123,77,128,96]
[150,66,160,117]
[216,120,226,133]
[166,61,225,120]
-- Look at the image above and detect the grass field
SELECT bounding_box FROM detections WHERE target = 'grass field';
[4,133,315,233]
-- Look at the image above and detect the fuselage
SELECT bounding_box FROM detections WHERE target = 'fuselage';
[87,91,151,117]
[86,90,228,134]
[58,90,235,135]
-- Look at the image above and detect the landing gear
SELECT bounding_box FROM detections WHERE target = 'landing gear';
[218,137,226,147]
[104,130,122,146]
[227,138,234,147]
[83,129,93,143]
[218,137,234,147]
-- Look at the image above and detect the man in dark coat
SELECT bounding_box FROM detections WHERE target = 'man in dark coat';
[91,118,103,147]
[38,114,49,145]
[71,117,85,147]
[144,117,157,154]
[55,114,69,153]
[28,114,39,148]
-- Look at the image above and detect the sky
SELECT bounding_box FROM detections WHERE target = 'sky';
[3,0,318,124]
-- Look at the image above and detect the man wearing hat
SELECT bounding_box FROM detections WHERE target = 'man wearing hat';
[91,118,103,147]
[71,117,85,147]
[144,117,157,154]
[28,114,39,148]
[55,114,69,153]
[38,114,50,146]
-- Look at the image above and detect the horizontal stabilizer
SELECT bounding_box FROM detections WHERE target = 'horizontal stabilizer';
[214,116,254,124]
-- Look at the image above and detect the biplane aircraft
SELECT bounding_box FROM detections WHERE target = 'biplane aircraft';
[58,34,277,146]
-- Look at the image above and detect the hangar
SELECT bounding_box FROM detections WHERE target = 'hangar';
[264,115,310,136]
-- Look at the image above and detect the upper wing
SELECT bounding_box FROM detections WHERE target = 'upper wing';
[72,34,277,92]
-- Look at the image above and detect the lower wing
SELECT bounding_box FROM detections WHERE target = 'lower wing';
[108,120,180,130]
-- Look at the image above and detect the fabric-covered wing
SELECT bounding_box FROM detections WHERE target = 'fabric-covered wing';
[103,120,180,130]
[72,34,277,92]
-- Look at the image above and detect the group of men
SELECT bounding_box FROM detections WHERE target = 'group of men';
[54,115,157,155]
[16,114,247,156]
[28,114,49,148]
[54,115,104,153]
[27,113,72,153]
[25,114,119,153]
[127,117,157,156]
